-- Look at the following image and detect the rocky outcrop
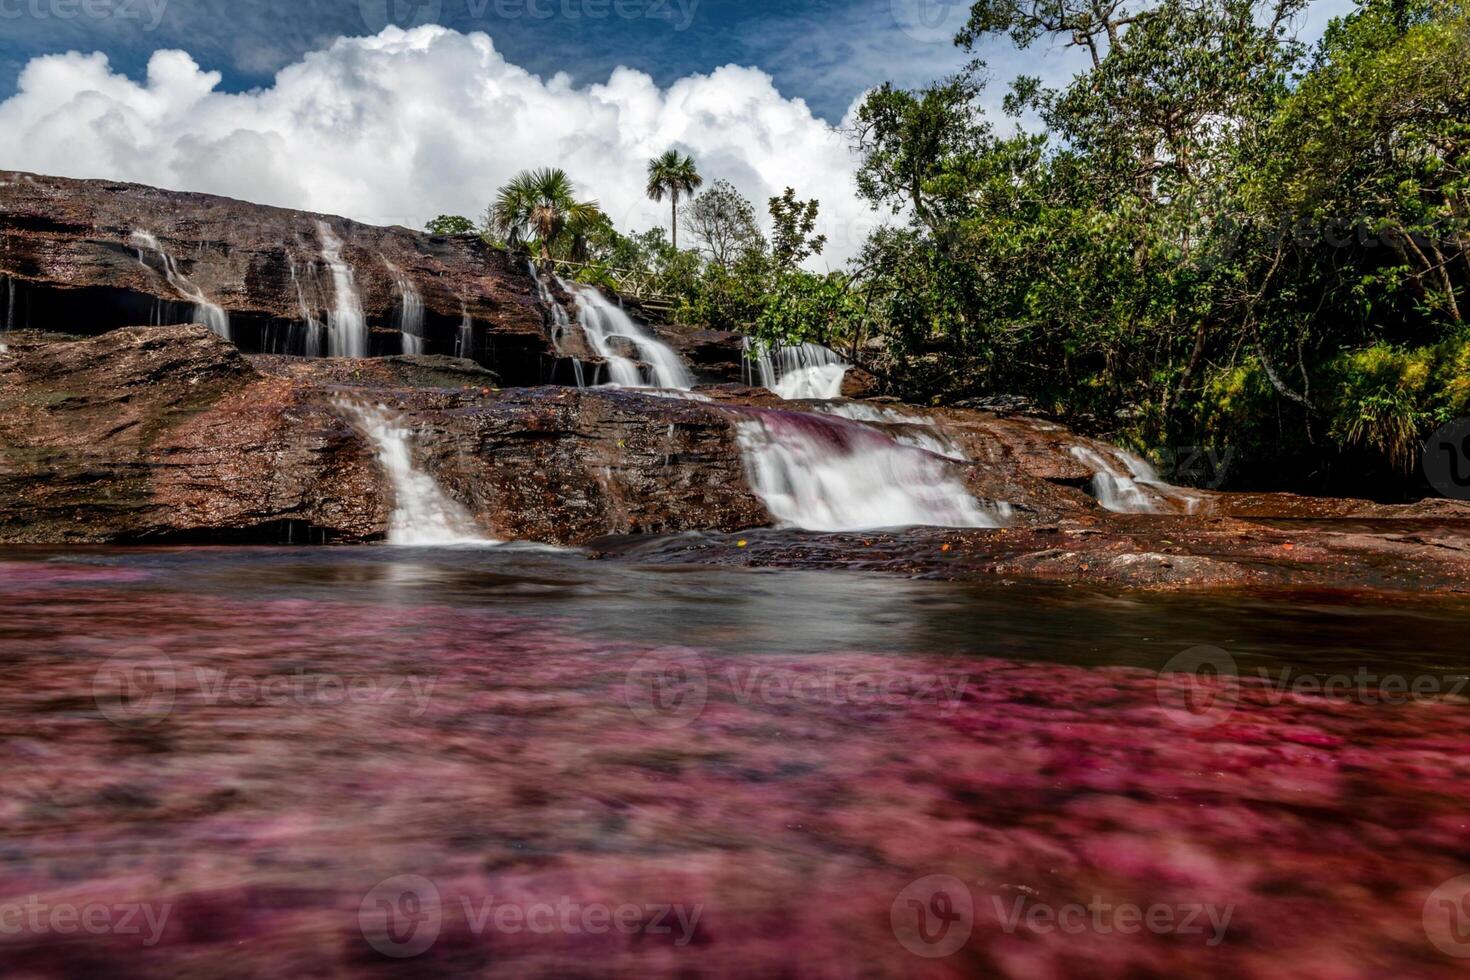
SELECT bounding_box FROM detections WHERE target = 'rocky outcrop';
[3,325,1467,592]
[0,171,571,385]
[0,326,767,544]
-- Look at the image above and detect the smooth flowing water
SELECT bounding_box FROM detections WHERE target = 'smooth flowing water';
[568,281,693,389]
[2,545,1468,977]
[129,231,232,341]
[736,410,1003,530]
[745,338,850,399]
[385,260,426,356]
[1071,445,1201,514]
[337,401,493,546]
[316,222,369,358]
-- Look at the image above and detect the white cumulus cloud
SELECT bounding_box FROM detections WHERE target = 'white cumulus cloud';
[0,26,882,267]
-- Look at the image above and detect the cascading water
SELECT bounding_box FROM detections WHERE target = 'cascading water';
[456,303,473,360]
[337,401,494,546]
[129,231,231,341]
[289,261,326,358]
[817,402,967,461]
[744,338,850,400]
[384,260,425,356]
[736,410,1005,531]
[1069,446,1201,515]
[316,222,369,358]
[529,263,586,386]
[565,281,692,390]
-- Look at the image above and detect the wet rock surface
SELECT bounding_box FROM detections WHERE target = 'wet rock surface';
[2,324,1465,592]
[0,171,557,383]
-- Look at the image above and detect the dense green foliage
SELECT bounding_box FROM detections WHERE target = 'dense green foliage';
[424,214,476,236]
[841,0,1468,494]
[482,0,1467,494]
[487,168,604,265]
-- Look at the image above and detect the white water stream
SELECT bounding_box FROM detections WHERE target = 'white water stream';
[316,223,369,358]
[744,339,850,400]
[1069,446,1201,514]
[737,411,1005,531]
[129,231,232,341]
[338,401,495,546]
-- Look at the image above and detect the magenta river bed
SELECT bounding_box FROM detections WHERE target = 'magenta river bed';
[2,546,1470,978]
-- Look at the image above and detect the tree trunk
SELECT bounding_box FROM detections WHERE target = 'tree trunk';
[671,192,679,251]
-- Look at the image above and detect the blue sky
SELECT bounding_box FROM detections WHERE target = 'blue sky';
[0,0,993,123]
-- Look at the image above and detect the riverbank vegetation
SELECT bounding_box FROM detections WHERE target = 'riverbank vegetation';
[433,0,1467,496]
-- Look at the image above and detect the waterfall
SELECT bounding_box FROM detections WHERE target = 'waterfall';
[384,260,425,356]
[743,338,849,400]
[530,263,586,386]
[2,275,15,349]
[735,410,1005,531]
[337,401,494,546]
[1069,446,1201,514]
[817,402,967,461]
[128,231,231,341]
[289,261,326,358]
[316,222,368,358]
[456,303,473,359]
[565,281,692,390]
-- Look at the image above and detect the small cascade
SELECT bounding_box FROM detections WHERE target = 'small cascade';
[565,281,692,390]
[316,222,368,358]
[735,410,1005,531]
[384,260,425,356]
[289,261,326,358]
[1069,446,1201,514]
[1,275,15,350]
[743,338,850,400]
[129,231,231,341]
[529,263,586,386]
[455,303,474,360]
[817,402,967,461]
[337,401,494,546]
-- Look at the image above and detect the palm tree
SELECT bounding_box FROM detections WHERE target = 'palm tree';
[489,168,602,266]
[645,150,703,251]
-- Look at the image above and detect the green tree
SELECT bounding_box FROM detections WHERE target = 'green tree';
[768,189,827,269]
[685,180,764,269]
[488,168,603,266]
[645,150,704,251]
[424,214,476,236]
